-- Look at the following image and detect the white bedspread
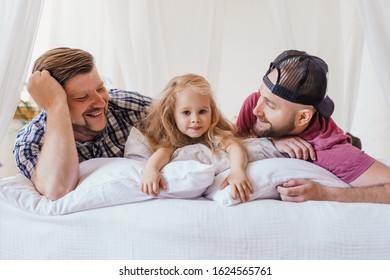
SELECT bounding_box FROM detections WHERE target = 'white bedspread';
[1,194,389,260]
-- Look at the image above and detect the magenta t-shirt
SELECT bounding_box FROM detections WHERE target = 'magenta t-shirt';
[237,92,375,183]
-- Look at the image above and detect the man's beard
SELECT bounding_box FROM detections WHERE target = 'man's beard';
[73,106,108,141]
[253,118,296,138]
[73,124,106,141]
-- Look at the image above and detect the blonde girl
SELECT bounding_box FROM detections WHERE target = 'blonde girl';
[140,73,253,202]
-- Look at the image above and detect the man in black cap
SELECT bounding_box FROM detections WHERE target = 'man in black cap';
[236,49,390,203]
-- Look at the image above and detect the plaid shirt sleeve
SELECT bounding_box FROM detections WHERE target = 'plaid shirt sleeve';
[13,112,47,179]
[108,89,152,127]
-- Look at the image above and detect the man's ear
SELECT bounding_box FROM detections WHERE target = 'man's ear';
[295,108,314,128]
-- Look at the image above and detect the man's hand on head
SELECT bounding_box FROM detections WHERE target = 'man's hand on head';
[28,70,67,111]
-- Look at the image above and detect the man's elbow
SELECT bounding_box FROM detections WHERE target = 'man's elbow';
[32,177,78,201]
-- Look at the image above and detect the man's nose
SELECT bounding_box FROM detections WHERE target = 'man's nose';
[91,91,106,107]
[253,101,264,116]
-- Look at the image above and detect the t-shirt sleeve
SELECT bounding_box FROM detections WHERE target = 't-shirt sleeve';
[236,92,259,136]
[315,144,375,184]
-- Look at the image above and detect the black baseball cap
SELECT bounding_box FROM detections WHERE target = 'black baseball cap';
[263,50,334,118]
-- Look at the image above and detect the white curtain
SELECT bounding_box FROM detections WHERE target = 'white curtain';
[351,0,390,158]
[357,0,390,108]
[107,0,226,97]
[30,0,370,123]
[0,0,44,144]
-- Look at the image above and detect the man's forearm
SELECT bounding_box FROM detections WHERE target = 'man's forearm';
[323,184,390,204]
[32,106,79,200]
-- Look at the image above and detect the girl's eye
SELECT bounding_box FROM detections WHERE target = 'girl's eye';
[199,109,207,114]
[182,111,191,116]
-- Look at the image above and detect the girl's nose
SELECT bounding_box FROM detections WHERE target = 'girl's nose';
[191,116,200,123]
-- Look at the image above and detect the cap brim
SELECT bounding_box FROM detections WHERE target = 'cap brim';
[314,96,334,118]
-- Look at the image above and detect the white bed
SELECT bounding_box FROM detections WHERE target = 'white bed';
[2,190,390,260]
[1,135,390,260]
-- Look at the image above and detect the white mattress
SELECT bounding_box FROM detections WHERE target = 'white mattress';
[1,195,390,260]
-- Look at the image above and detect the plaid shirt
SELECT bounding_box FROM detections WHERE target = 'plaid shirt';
[13,89,152,179]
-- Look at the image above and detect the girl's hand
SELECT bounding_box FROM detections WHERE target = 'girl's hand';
[220,169,254,203]
[140,168,167,197]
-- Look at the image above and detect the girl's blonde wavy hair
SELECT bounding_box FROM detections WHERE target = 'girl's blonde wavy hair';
[141,73,239,152]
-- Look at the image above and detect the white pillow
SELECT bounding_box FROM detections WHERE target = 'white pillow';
[0,158,214,215]
[0,127,352,214]
[204,158,350,206]
[124,127,287,173]
[0,156,352,214]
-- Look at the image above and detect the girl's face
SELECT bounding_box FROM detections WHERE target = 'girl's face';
[174,88,212,139]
